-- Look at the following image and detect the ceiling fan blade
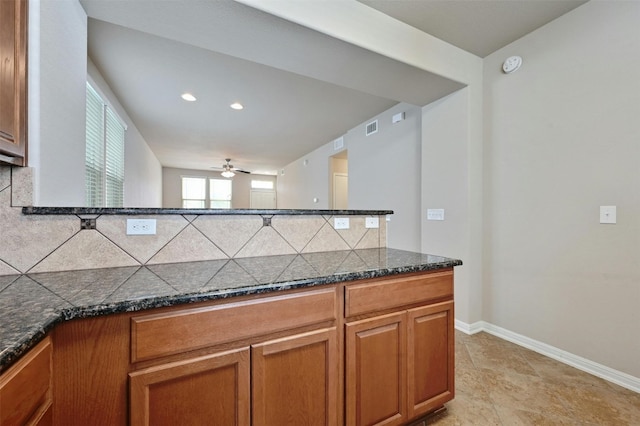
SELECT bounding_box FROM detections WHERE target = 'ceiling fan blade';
[232,168,251,174]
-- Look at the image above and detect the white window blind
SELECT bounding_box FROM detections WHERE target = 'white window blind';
[182,177,206,208]
[209,179,232,209]
[85,83,125,207]
[85,84,105,207]
[181,177,232,209]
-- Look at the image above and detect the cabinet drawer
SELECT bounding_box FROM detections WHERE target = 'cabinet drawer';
[131,288,337,362]
[345,270,453,318]
[0,337,52,426]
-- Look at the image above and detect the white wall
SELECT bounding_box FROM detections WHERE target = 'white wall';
[30,0,87,206]
[163,167,277,209]
[88,60,162,207]
[29,0,162,207]
[277,143,334,210]
[421,88,473,324]
[248,0,484,330]
[483,1,640,378]
[348,104,422,251]
[278,103,423,251]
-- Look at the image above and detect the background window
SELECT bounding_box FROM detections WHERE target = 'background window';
[85,83,125,207]
[251,180,274,190]
[181,177,232,208]
[210,179,232,208]
[181,177,206,208]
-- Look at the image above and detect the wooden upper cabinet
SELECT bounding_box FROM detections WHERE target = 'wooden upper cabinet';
[0,0,28,166]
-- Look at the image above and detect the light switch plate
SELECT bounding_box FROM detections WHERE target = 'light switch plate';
[427,209,445,221]
[599,206,616,224]
[334,217,350,230]
[365,217,379,228]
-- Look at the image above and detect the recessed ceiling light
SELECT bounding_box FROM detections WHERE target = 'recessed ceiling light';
[230,102,244,110]
[181,93,197,102]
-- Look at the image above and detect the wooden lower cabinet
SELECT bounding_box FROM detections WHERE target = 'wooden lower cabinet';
[0,337,52,426]
[128,328,338,426]
[345,300,454,426]
[252,328,338,426]
[345,313,406,426]
[407,301,454,419]
[129,327,339,426]
[36,270,455,425]
[129,348,250,426]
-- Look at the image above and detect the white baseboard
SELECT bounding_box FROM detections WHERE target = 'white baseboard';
[455,320,640,394]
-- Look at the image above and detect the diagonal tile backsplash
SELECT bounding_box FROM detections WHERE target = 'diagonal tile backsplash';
[271,215,326,252]
[235,226,297,258]
[0,167,10,192]
[192,215,263,257]
[97,215,189,263]
[146,224,228,265]
[0,165,388,276]
[0,189,78,273]
[29,230,139,273]
[302,222,351,253]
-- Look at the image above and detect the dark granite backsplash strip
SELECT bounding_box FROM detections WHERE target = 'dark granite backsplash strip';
[22,207,394,216]
[0,248,461,373]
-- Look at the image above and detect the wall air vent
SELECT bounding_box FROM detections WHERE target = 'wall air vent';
[365,120,378,136]
[333,136,344,151]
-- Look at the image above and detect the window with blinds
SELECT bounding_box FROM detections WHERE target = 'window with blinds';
[209,179,232,208]
[181,177,232,208]
[85,83,125,207]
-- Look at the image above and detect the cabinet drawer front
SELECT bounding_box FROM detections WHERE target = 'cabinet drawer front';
[345,270,453,318]
[0,337,52,426]
[131,288,336,362]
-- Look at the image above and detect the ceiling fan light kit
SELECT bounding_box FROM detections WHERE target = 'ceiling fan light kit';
[217,158,251,178]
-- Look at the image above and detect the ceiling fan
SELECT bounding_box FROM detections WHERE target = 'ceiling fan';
[212,158,251,178]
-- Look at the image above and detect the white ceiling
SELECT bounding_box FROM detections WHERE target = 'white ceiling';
[80,0,588,175]
[359,0,588,58]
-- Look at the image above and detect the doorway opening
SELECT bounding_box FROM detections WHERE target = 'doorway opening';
[330,151,348,209]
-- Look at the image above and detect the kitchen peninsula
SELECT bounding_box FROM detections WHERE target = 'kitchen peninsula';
[1,208,461,425]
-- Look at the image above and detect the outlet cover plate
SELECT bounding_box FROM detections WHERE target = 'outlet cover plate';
[427,209,445,221]
[334,217,350,230]
[127,219,157,235]
[599,206,616,224]
[365,217,379,228]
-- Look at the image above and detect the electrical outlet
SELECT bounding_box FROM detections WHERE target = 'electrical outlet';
[127,219,157,235]
[600,206,616,224]
[365,217,379,228]
[334,217,350,230]
[427,209,445,221]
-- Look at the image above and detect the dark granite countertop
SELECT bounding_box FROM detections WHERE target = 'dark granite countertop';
[22,207,393,216]
[0,248,461,373]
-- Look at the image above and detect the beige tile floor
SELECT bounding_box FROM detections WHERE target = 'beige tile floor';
[424,331,640,425]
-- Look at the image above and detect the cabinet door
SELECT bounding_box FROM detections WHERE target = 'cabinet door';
[129,348,250,426]
[0,0,27,166]
[0,337,52,426]
[252,328,338,426]
[345,312,406,426]
[407,301,454,418]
